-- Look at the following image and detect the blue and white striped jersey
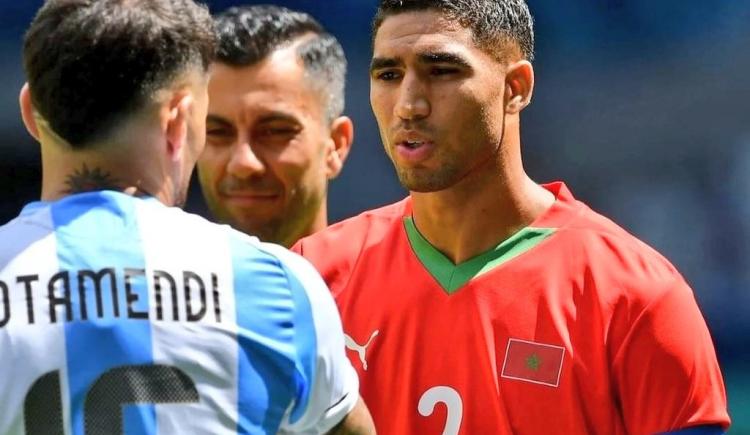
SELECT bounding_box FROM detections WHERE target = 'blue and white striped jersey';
[0,191,358,434]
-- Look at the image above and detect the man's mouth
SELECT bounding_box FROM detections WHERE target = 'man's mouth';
[401,140,425,149]
[220,191,280,203]
[393,138,436,164]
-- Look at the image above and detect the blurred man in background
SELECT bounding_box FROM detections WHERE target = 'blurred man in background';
[2,0,373,433]
[293,0,730,433]
[198,5,353,247]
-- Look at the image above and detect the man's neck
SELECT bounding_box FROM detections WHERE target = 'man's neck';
[36,111,181,206]
[284,201,329,248]
[410,170,554,265]
[58,163,124,196]
[40,148,169,205]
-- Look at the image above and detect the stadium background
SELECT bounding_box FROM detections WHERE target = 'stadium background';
[0,0,748,430]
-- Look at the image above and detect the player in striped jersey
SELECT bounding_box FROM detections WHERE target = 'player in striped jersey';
[1,0,374,433]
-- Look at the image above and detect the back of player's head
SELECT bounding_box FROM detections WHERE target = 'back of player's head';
[214,5,347,122]
[373,0,534,61]
[23,0,217,149]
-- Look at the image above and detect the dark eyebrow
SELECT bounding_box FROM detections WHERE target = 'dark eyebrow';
[417,51,471,68]
[255,112,300,125]
[370,57,401,73]
[369,51,471,73]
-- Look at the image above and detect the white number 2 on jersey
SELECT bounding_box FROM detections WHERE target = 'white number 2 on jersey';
[418,386,463,435]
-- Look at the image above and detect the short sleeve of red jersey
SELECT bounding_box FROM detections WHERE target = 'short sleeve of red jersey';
[610,277,730,434]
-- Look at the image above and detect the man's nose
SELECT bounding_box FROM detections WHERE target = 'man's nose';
[394,74,430,121]
[227,140,265,178]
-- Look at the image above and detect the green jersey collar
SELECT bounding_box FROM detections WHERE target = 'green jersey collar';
[403,216,555,294]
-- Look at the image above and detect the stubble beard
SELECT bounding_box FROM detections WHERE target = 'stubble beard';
[219,188,323,248]
[395,161,463,193]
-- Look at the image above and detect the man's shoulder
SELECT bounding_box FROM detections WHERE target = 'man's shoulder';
[137,197,298,272]
[291,198,410,293]
[295,198,410,254]
[569,203,677,270]
[328,197,410,233]
[536,184,679,281]
[555,201,688,303]
[140,198,254,243]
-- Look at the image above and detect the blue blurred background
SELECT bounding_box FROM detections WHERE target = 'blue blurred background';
[1,0,748,429]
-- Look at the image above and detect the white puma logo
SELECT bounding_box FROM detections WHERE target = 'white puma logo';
[344,330,379,371]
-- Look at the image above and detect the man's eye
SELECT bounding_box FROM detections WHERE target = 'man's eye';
[262,128,296,136]
[256,126,300,140]
[375,71,400,81]
[431,67,459,76]
[273,128,296,135]
[206,128,232,137]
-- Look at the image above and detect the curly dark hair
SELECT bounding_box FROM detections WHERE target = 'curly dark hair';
[23,0,217,148]
[373,0,534,61]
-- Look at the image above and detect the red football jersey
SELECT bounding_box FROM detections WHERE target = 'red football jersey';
[293,183,730,435]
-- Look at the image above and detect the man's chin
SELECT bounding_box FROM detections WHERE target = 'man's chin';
[399,175,452,193]
[397,166,462,193]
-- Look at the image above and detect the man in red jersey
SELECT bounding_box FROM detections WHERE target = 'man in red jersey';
[293,0,731,434]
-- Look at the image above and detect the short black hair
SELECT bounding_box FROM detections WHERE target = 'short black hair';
[373,0,534,61]
[23,0,216,148]
[214,5,347,122]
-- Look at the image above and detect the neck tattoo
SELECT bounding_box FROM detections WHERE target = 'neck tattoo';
[62,164,122,194]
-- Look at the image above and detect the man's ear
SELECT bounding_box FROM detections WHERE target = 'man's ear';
[505,60,534,115]
[325,115,354,179]
[164,92,194,161]
[19,83,40,141]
